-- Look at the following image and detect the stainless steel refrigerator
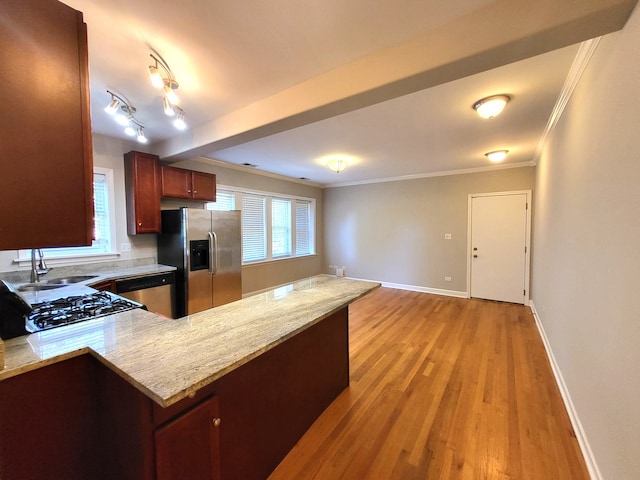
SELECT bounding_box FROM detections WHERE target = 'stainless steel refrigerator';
[157,208,242,317]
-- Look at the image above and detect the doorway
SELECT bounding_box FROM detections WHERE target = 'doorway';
[467,191,531,304]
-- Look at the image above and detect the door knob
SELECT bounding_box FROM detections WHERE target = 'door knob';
[212,417,221,427]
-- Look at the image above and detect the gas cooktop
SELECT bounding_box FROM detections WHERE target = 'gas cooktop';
[26,291,143,333]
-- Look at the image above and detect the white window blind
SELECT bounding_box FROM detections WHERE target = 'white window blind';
[272,198,291,258]
[295,200,312,255]
[242,194,266,262]
[208,186,315,265]
[207,190,235,211]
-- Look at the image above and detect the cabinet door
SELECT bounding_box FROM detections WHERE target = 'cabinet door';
[155,396,221,480]
[191,172,217,201]
[161,165,192,199]
[0,0,93,250]
[124,152,161,234]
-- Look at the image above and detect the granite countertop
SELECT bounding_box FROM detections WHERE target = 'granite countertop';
[13,263,176,305]
[0,275,379,407]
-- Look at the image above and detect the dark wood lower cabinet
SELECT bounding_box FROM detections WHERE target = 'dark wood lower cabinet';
[155,396,221,480]
[0,308,349,479]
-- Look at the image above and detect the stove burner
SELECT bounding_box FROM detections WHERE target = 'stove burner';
[27,292,142,332]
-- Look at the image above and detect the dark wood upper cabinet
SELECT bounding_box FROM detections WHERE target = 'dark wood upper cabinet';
[0,0,93,250]
[124,151,161,235]
[161,165,216,202]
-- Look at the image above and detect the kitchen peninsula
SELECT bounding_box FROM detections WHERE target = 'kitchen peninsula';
[0,275,379,480]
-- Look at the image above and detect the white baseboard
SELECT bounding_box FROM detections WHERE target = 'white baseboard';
[529,301,601,480]
[346,277,468,298]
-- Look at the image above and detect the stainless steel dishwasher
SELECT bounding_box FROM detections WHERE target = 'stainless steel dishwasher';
[115,271,176,318]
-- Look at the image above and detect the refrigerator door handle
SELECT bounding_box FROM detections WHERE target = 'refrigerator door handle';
[208,231,219,275]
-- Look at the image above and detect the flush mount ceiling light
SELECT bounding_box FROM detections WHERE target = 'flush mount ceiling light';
[320,154,357,173]
[326,157,348,173]
[104,90,147,144]
[485,150,509,162]
[473,94,510,119]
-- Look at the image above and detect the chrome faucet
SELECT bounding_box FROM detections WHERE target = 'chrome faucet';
[30,248,51,283]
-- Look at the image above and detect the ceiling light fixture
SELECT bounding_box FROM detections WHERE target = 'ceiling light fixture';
[104,90,147,144]
[473,94,510,119]
[148,53,180,104]
[147,52,188,130]
[326,156,350,173]
[485,150,509,162]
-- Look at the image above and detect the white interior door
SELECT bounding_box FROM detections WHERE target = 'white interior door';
[469,192,529,304]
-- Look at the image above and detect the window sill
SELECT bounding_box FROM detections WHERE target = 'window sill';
[242,253,317,267]
[13,252,121,268]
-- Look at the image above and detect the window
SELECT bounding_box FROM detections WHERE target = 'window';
[18,168,117,261]
[271,198,291,258]
[295,200,312,256]
[242,194,267,263]
[207,187,315,264]
[206,190,235,211]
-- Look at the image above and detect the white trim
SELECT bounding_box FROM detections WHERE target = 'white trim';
[532,37,601,165]
[13,252,120,267]
[344,277,467,298]
[324,161,534,188]
[466,190,531,305]
[529,301,601,480]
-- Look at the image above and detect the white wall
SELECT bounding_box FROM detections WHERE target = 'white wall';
[324,167,535,292]
[531,6,640,479]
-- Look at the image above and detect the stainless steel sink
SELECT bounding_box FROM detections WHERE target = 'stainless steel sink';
[17,283,66,292]
[44,275,98,284]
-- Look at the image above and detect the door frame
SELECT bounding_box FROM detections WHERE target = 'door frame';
[466,190,532,305]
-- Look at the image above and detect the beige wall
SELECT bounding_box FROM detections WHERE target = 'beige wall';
[324,167,535,292]
[172,158,324,294]
[531,7,640,479]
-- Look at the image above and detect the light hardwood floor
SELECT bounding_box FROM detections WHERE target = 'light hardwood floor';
[269,287,589,479]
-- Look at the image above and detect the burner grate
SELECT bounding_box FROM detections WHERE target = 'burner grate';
[28,292,142,331]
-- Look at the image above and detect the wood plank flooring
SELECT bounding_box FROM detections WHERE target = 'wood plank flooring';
[269,287,589,479]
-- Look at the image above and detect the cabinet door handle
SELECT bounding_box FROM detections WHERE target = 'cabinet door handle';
[212,417,221,427]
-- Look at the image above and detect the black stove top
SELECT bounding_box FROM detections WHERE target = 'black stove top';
[26,291,143,333]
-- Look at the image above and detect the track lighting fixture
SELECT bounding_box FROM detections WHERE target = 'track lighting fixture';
[148,53,179,103]
[104,90,147,144]
[147,52,188,129]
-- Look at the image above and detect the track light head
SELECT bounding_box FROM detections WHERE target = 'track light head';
[173,109,187,130]
[104,96,120,115]
[148,62,164,89]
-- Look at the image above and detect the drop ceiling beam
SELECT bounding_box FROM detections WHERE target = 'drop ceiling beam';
[154,0,638,162]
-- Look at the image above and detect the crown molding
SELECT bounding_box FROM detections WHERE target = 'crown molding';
[532,37,602,164]
[324,161,536,188]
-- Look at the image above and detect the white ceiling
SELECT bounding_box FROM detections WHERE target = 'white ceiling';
[60,0,626,186]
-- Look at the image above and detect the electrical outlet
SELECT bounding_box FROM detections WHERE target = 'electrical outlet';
[444,276,452,281]
[121,243,131,252]
[444,234,452,240]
